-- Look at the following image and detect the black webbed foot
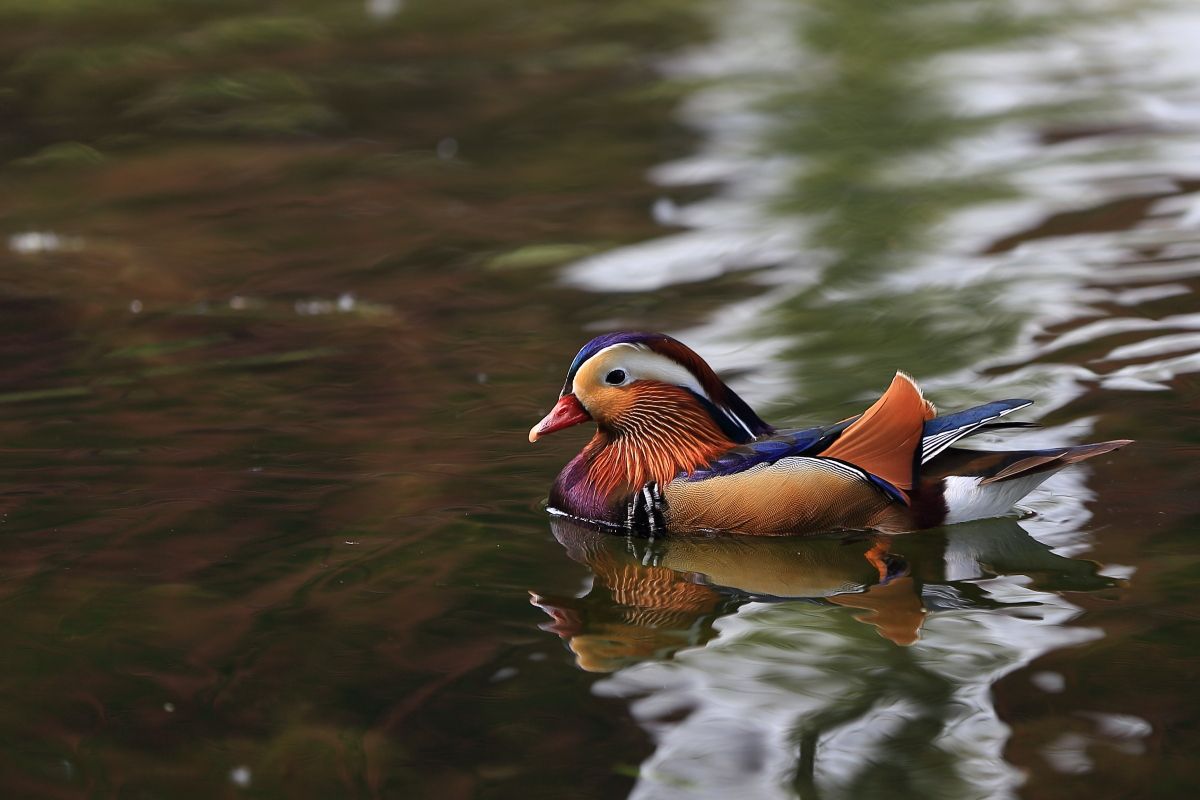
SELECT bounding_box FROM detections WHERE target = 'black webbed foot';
[624,481,667,537]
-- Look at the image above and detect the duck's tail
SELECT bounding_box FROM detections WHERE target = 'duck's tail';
[920,440,1133,525]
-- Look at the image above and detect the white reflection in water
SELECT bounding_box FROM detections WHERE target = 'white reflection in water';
[595,587,1099,799]
[564,0,804,303]
[1040,708,1154,775]
[365,0,404,21]
[8,231,83,254]
[229,765,252,788]
[1030,670,1066,693]
[1043,732,1094,775]
[563,0,1200,413]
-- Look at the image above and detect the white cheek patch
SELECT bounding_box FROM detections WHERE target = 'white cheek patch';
[573,343,710,399]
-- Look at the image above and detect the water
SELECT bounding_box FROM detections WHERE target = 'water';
[0,0,1198,797]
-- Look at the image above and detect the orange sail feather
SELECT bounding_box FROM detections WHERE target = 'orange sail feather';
[820,372,934,493]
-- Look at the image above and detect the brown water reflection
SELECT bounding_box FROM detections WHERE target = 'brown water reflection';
[0,1,714,795]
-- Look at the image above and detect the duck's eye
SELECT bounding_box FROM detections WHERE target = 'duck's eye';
[605,369,627,385]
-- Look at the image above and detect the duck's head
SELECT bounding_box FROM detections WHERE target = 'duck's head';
[528,332,773,446]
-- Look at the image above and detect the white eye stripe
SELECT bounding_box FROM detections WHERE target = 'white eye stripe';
[574,343,711,400]
[724,407,755,438]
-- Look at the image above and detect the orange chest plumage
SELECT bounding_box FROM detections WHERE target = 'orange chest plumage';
[550,385,737,521]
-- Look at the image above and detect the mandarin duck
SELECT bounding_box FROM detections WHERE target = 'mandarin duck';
[529,332,1131,536]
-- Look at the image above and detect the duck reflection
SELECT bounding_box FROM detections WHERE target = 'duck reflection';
[532,516,1117,673]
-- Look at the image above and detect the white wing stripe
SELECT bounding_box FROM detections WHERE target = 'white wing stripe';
[920,402,1031,464]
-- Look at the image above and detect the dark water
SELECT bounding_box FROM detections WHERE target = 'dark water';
[1,0,1198,797]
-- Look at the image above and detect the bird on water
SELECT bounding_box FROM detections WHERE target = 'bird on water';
[529,332,1131,536]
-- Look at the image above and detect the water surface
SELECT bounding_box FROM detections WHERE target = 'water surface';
[1,0,1198,797]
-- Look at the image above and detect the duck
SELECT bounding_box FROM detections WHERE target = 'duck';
[528,331,1131,536]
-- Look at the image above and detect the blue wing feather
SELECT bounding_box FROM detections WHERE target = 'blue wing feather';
[922,399,1032,436]
[687,398,1034,482]
[686,423,844,480]
[920,399,1033,463]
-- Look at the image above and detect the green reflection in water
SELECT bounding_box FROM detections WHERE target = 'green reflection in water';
[770,0,1055,272]
[768,1,1051,267]
[757,0,1110,414]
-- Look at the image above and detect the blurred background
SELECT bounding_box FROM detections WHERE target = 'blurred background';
[0,0,1198,797]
